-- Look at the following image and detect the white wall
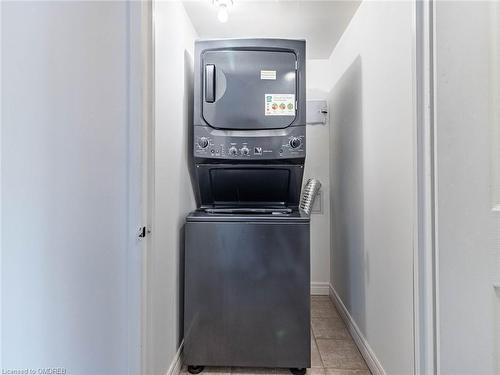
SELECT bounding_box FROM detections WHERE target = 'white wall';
[327,2,415,374]
[1,2,145,374]
[435,2,500,374]
[305,59,331,289]
[146,2,198,374]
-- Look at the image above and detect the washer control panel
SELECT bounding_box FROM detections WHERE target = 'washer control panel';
[194,126,305,160]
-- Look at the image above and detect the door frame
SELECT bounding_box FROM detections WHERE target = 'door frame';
[137,1,154,374]
[127,1,154,374]
[413,1,438,374]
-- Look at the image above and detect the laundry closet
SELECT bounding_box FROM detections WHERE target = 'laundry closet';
[147,2,416,375]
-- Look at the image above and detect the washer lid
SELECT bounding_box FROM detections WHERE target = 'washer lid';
[186,209,309,223]
[195,164,304,208]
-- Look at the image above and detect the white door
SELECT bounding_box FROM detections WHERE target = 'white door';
[1,2,146,374]
[434,2,500,374]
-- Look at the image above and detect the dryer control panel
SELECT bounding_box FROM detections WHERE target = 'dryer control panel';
[193,126,305,160]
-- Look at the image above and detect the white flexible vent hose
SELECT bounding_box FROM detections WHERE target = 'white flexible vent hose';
[299,179,322,216]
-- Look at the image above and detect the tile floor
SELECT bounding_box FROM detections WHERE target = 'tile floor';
[181,296,371,375]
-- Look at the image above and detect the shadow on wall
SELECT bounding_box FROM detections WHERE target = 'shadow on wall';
[329,56,367,334]
[179,48,196,346]
[179,224,186,347]
[185,49,200,206]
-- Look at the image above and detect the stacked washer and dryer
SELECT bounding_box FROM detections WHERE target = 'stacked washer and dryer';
[184,39,310,375]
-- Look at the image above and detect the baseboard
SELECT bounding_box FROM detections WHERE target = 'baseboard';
[165,340,184,375]
[329,285,386,375]
[311,282,330,295]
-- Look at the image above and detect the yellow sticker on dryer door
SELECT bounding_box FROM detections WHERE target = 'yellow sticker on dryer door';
[265,94,295,116]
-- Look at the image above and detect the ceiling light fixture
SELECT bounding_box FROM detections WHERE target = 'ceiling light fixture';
[213,0,233,23]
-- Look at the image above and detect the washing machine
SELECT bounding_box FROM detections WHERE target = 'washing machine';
[184,38,310,374]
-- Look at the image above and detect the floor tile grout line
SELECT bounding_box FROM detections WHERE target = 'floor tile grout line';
[316,298,372,374]
[311,322,326,370]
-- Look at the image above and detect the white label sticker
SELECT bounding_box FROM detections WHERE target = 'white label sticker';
[260,70,276,80]
[265,94,296,116]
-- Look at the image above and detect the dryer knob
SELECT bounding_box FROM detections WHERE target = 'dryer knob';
[240,147,250,156]
[229,146,238,156]
[198,137,209,149]
[290,137,302,149]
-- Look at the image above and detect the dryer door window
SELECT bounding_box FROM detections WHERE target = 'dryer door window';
[202,50,297,130]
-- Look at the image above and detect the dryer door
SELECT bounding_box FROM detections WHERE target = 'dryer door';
[202,50,297,130]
